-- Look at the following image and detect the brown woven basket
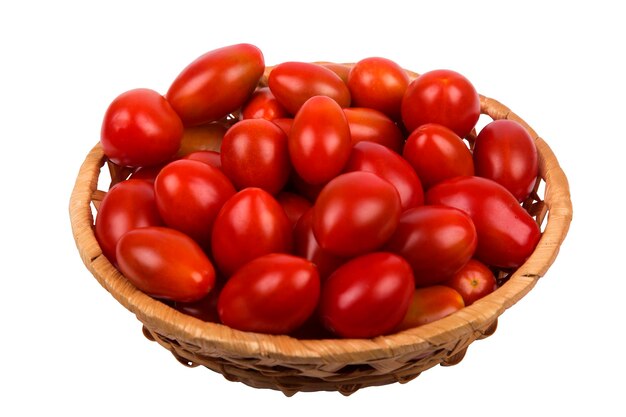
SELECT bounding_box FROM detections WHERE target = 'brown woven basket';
[69,66,572,396]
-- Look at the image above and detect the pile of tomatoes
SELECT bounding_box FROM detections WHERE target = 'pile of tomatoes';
[95,43,541,339]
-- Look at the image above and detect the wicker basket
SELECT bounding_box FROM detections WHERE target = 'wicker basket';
[69,66,572,396]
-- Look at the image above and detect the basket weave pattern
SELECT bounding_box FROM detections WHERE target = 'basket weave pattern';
[69,68,572,396]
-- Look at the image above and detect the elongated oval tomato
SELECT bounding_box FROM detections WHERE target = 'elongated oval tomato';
[116,226,216,302]
[289,96,352,185]
[211,188,293,277]
[343,107,405,154]
[320,252,414,338]
[268,61,351,115]
[426,176,541,269]
[241,87,289,120]
[473,119,539,202]
[166,43,265,126]
[396,286,465,331]
[217,254,320,334]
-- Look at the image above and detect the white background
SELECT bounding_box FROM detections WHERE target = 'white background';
[1,1,623,415]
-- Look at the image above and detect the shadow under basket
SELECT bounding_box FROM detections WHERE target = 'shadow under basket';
[69,74,572,396]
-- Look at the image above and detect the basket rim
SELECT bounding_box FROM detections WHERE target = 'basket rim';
[69,82,572,365]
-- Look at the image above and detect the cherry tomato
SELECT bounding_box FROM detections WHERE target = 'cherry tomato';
[217,254,320,334]
[166,43,264,126]
[347,57,409,121]
[116,226,216,302]
[319,252,414,338]
[396,286,465,331]
[343,141,424,210]
[182,150,222,169]
[211,188,293,277]
[276,191,312,228]
[473,119,539,202]
[385,205,477,286]
[176,122,227,157]
[403,123,474,189]
[241,87,289,120]
[444,259,497,306]
[154,159,236,247]
[426,176,541,269]
[312,171,402,257]
[401,69,480,138]
[343,107,405,154]
[289,96,352,185]
[220,119,291,194]
[101,88,183,167]
[95,179,163,265]
[268,61,351,115]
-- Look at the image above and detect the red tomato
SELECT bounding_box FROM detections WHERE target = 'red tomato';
[176,122,227,157]
[401,69,480,138]
[95,179,163,265]
[385,205,477,286]
[426,176,541,269]
[343,107,405,154]
[403,123,474,189]
[289,96,352,185]
[211,188,293,277]
[287,170,326,202]
[166,43,264,126]
[101,88,183,167]
[343,141,424,210]
[319,252,414,338]
[319,62,351,83]
[220,119,291,194]
[241,87,289,120]
[182,150,222,169]
[396,286,465,331]
[312,171,402,257]
[276,191,312,228]
[473,119,539,202]
[272,118,293,136]
[444,259,497,306]
[268,61,351,115]
[154,159,236,247]
[217,254,320,335]
[116,226,216,302]
[347,57,409,120]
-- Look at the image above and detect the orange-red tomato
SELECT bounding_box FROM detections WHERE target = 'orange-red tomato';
[396,286,465,331]
[444,259,497,306]
[241,87,289,120]
[343,107,405,154]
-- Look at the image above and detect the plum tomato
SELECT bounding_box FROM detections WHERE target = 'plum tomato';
[211,188,293,277]
[289,96,352,185]
[101,88,183,168]
[220,118,291,194]
[403,123,474,189]
[241,87,289,120]
[95,179,163,265]
[396,286,465,331]
[401,69,480,138]
[312,171,402,257]
[343,107,405,154]
[473,119,539,202]
[276,191,312,229]
[154,159,236,247]
[176,122,227,157]
[166,43,265,126]
[181,150,222,169]
[444,259,497,306]
[217,254,320,335]
[319,252,414,338]
[385,205,477,286]
[426,176,541,269]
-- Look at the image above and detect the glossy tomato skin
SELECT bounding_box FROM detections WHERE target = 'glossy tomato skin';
[343,107,405,154]
[116,226,216,302]
[312,171,402,257]
[271,118,293,137]
[268,62,351,115]
[101,88,183,167]
[95,179,163,265]
[320,252,414,338]
[444,259,497,306]
[241,87,289,120]
[276,191,312,228]
[396,286,465,331]
[289,96,352,185]
[347,57,410,121]
[176,122,227,157]
[217,254,320,335]
[166,43,264,126]
[426,176,541,269]
[211,188,293,277]
[401,69,480,138]
[473,119,539,202]
[403,123,474,189]
[154,159,236,247]
[182,150,222,169]
[385,205,477,286]
[343,141,424,210]
[220,119,291,194]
